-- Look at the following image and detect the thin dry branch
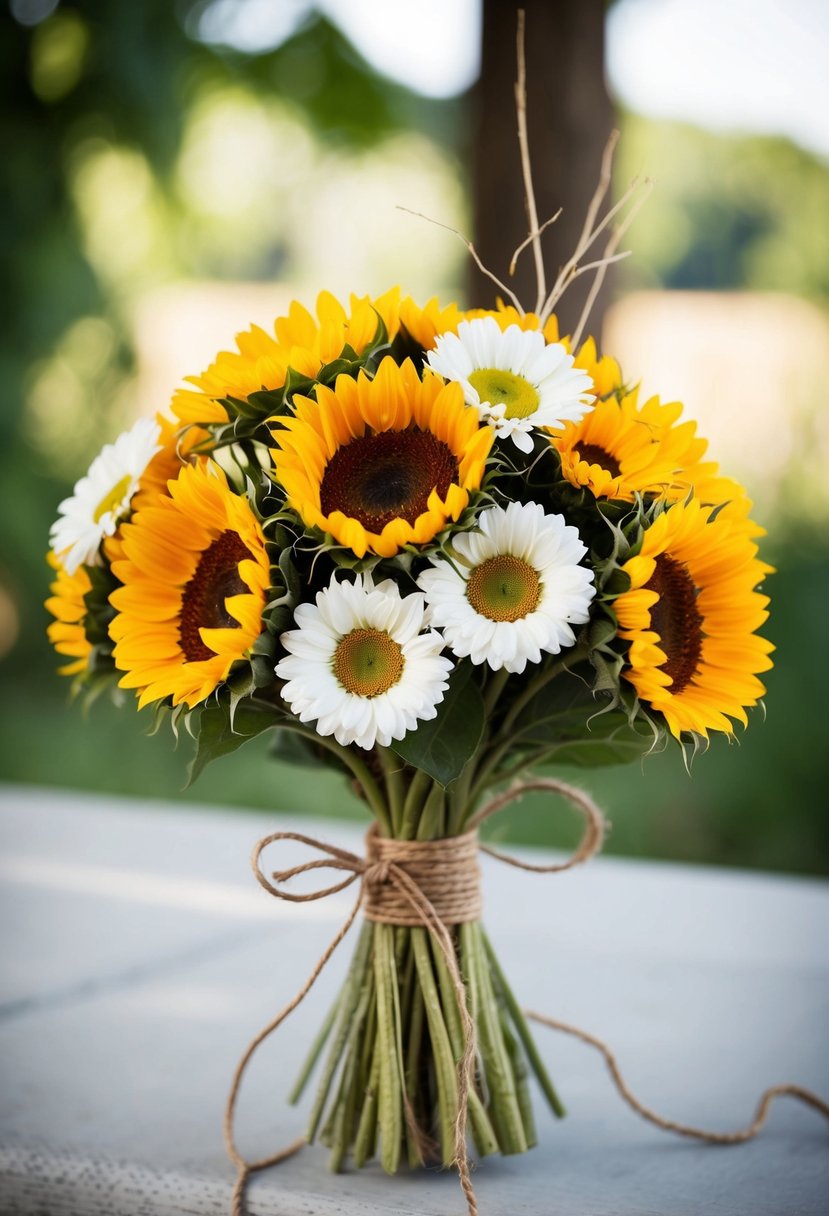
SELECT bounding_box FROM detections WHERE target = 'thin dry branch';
[396,205,524,313]
[514,8,546,314]
[570,179,653,349]
[539,150,649,325]
[509,210,561,278]
[573,130,619,267]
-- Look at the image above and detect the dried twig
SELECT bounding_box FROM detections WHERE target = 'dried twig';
[514,8,545,314]
[539,157,650,324]
[570,179,652,349]
[396,206,524,313]
[509,210,561,279]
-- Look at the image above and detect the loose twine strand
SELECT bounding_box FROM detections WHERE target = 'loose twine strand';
[223,777,828,1216]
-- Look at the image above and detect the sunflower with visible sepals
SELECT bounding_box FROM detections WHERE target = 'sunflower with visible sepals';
[548,391,717,502]
[171,288,402,436]
[271,356,493,560]
[45,553,94,677]
[108,461,270,709]
[613,498,774,740]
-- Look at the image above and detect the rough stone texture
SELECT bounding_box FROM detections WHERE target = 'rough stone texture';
[1,785,827,1215]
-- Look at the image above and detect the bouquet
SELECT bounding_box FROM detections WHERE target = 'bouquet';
[45,66,774,1213]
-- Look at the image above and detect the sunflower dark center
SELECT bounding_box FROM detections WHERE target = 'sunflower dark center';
[319,429,459,534]
[576,443,621,477]
[648,553,704,693]
[178,530,249,663]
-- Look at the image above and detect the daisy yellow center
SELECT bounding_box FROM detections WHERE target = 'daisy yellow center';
[648,554,704,693]
[333,628,404,697]
[466,554,541,622]
[319,429,458,533]
[575,444,621,477]
[468,368,540,420]
[178,530,250,663]
[93,475,132,523]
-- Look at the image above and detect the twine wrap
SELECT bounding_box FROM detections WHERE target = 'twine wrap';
[363,828,481,926]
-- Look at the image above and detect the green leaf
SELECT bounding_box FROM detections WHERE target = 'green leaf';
[186,697,283,786]
[513,667,655,768]
[392,661,485,787]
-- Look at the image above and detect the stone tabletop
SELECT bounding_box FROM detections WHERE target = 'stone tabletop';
[1,783,827,1215]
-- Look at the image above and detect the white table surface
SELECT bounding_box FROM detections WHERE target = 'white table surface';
[0,783,827,1215]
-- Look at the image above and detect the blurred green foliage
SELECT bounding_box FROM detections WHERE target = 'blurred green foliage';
[618,114,829,296]
[1,1,827,874]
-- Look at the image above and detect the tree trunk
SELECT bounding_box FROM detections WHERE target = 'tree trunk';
[471,0,615,340]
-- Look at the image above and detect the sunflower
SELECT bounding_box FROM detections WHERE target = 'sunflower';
[170,288,402,434]
[271,356,494,559]
[399,295,463,350]
[571,336,622,400]
[463,303,562,345]
[614,499,774,739]
[45,552,93,676]
[549,391,713,501]
[108,461,270,709]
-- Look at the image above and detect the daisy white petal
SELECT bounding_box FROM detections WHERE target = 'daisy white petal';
[276,571,452,751]
[49,416,162,574]
[417,500,596,675]
[426,317,595,453]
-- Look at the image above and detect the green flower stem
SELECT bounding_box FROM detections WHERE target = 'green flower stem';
[429,930,500,1158]
[306,922,373,1142]
[416,782,445,841]
[500,645,589,737]
[374,924,403,1174]
[325,975,373,1169]
[400,768,431,839]
[466,741,560,812]
[404,978,427,1167]
[353,1042,381,1168]
[483,667,511,719]
[274,718,392,834]
[483,929,565,1118]
[461,922,527,1155]
[429,930,464,1059]
[377,746,406,836]
[498,1003,537,1148]
[411,927,458,1165]
[288,991,340,1105]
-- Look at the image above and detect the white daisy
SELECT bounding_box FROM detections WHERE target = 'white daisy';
[417,501,595,674]
[426,316,595,454]
[49,416,162,574]
[275,572,453,750]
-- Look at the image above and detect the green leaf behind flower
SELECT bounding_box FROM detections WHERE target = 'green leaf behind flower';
[186,696,284,786]
[392,660,485,787]
[511,665,657,767]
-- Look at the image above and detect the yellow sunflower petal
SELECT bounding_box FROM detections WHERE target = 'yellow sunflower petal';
[108,461,270,709]
[615,500,773,739]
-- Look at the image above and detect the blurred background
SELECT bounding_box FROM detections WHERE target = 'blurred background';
[1,0,827,874]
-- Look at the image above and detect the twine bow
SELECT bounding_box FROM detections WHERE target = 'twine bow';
[224,777,606,1216]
